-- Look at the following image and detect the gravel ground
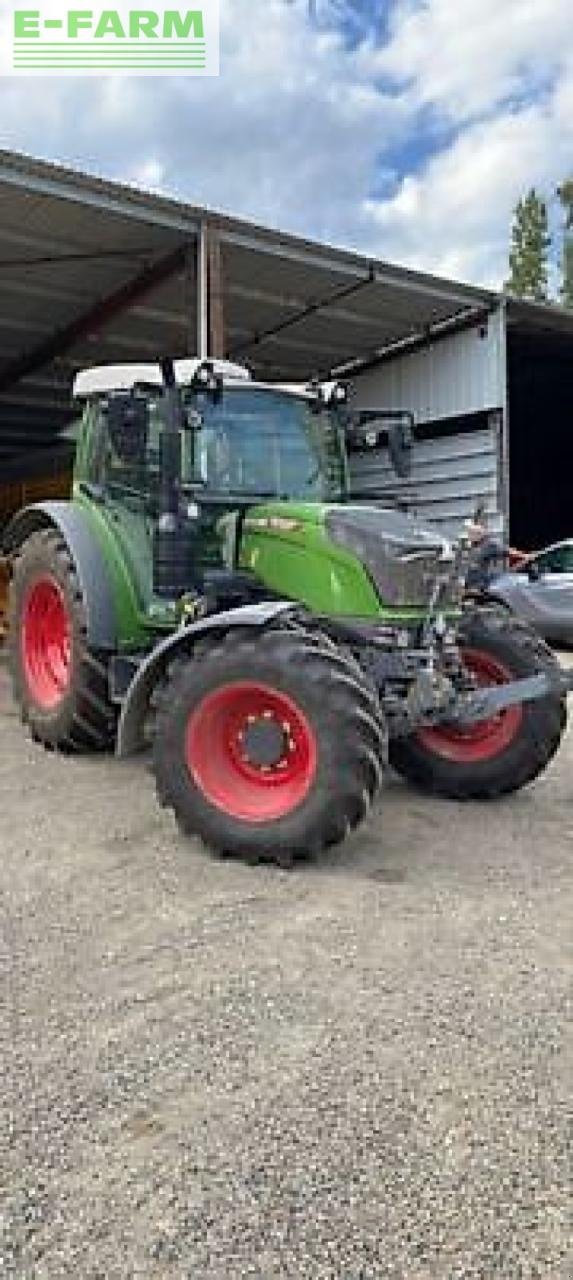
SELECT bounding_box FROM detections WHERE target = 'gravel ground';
[1,661,571,1279]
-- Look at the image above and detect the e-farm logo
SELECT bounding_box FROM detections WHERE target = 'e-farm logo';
[0,0,219,74]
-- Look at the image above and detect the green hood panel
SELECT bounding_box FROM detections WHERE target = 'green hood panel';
[239,501,387,619]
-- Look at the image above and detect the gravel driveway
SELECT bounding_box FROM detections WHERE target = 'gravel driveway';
[1,661,571,1278]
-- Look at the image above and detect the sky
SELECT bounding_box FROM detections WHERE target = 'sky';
[0,0,571,289]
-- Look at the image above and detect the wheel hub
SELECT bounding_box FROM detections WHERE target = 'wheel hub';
[240,713,290,770]
[186,681,317,822]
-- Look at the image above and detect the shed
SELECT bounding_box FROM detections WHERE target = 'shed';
[1,147,572,552]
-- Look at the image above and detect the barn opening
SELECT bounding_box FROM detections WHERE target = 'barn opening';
[507,315,573,552]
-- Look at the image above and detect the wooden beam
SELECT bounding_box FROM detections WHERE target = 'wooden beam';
[207,228,225,359]
[0,242,190,395]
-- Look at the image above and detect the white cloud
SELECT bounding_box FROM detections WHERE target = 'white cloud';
[364,79,573,285]
[0,0,407,246]
[0,0,571,289]
[378,0,571,122]
[363,0,573,285]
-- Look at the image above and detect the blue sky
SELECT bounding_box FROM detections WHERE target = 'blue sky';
[0,0,571,287]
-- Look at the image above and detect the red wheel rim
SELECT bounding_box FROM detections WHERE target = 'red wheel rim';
[417,648,523,764]
[21,576,72,710]
[186,682,317,822]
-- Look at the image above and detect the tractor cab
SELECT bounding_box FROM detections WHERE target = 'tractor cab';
[75,363,348,505]
[71,358,418,622]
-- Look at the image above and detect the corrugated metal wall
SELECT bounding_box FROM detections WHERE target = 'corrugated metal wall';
[349,423,501,534]
[350,308,507,533]
[351,309,505,423]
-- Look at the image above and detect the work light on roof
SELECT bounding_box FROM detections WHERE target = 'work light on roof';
[307,378,348,408]
[191,360,224,398]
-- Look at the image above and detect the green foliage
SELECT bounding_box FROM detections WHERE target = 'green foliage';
[557,180,573,309]
[505,188,551,302]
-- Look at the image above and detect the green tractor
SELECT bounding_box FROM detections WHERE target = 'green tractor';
[3,358,569,865]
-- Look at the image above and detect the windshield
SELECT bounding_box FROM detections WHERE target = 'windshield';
[85,385,348,506]
[182,387,348,502]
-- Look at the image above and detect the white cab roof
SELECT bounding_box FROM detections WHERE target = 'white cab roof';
[72,360,327,403]
[73,358,252,399]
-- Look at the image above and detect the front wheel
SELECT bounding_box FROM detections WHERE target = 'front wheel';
[390,608,566,799]
[152,626,387,865]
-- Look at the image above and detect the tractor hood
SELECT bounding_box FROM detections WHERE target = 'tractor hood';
[324,504,453,568]
[245,500,453,559]
[324,504,455,610]
[239,500,457,618]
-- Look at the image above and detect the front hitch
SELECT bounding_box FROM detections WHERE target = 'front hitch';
[390,663,572,739]
[444,667,572,727]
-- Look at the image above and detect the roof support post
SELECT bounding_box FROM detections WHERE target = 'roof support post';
[207,227,225,359]
[196,222,225,360]
[182,242,197,356]
[197,220,209,359]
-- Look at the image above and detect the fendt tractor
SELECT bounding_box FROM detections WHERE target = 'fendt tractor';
[3,358,571,866]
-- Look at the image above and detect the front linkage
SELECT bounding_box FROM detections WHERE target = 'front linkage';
[310,510,572,748]
[305,607,572,741]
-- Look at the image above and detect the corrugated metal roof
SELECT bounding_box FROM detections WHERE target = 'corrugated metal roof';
[0,146,510,463]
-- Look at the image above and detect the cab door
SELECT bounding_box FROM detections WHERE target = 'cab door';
[79,395,159,614]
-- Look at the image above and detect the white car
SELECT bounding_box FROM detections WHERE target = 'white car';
[489,539,573,647]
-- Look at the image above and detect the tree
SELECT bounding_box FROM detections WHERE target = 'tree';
[557,180,573,309]
[505,189,551,302]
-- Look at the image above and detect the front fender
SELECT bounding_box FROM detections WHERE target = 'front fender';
[2,501,117,650]
[116,600,295,757]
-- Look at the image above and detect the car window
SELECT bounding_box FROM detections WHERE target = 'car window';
[534,544,573,574]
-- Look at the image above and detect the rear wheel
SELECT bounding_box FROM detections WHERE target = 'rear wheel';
[8,528,116,751]
[153,626,387,865]
[390,607,566,799]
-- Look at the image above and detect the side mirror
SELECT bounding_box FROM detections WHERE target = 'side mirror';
[105,395,148,465]
[388,420,413,479]
[345,410,414,479]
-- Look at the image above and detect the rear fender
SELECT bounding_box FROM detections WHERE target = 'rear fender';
[2,501,117,650]
[116,600,295,757]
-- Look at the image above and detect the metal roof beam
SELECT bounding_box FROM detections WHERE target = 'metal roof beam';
[334,304,497,377]
[0,219,122,259]
[0,278,190,331]
[220,228,491,310]
[0,245,162,271]
[0,276,99,308]
[0,155,199,236]
[228,282,393,331]
[0,243,190,395]
[226,323,366,363]
[229,268,377,360]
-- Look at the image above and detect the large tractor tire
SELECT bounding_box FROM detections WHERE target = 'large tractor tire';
[152,625,387,865]
[390,606,566,799]
[7,528,116,752]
